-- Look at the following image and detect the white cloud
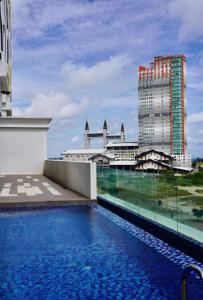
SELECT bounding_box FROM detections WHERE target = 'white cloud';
[187,54,203,92]
[188,136,203,145]
[13,92,89,118]
[61,55,131,89]
[71,136,80,144]
[12,0,43,38]
[101,95,135,108]
[169,0,203,41]
[12,54,133,120]
[188,112,203,123]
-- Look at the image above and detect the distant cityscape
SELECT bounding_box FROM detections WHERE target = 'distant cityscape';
[63,55,192,172]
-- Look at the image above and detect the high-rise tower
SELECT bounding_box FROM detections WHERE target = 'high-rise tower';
[0,0,12,117]
[138,55,187,155]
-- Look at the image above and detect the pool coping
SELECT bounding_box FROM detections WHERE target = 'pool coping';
[0,199,97,208]
[98,195,203,264]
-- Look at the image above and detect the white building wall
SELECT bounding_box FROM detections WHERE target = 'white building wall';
[64,150,105,162]
[44,160,97,200]
[146,153,162,160]
[172,154,192,169]
[0,118,51,174]
[136,161,165,170]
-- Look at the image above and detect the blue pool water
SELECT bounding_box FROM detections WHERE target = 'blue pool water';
[0,205,203,300]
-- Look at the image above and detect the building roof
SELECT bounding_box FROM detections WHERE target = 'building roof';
[106,142,139,147]
[134,159,171,169]
[0,117,52,129]
[172,166,193,172]
[88,154,113,161]
[135,149,172,159]
[110,161,135,166]
[63,149,105,155]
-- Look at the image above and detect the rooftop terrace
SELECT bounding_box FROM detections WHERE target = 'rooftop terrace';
[0,174,95,208]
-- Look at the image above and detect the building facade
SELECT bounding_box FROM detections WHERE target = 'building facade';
[65,121,136,167]
[134,159,171,172]
[106,142,139,162]
[138,55,187,156]
[0,0,12,117]
[63,142,139,167]
[0,118,51,174]
[135,149,172,164]
[63,149,106,162]
[64,55,192,172]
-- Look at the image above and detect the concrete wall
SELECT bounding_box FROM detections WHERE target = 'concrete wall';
[0,117,51,174]
[44,160,97,200]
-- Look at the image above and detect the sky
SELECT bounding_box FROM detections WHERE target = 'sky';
[12,0,203,157]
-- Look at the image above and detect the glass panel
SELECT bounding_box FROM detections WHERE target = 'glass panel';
[176,172,203,242]
[97,168,203,243]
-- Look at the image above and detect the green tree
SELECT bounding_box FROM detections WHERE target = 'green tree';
[192,209,203,219]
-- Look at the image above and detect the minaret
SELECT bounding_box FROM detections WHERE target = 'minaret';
[84,121,90,149]
[103,120,108,147]
[120,123,125,143]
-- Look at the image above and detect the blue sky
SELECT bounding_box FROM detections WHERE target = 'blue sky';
[12,0,203,157]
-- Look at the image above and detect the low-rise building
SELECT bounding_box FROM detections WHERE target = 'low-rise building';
[63,145,192,173]
[63,119,192,172]
[88,154,114,168]
[63,149,105,162]
[134,159,171,171]
[63,142,139,167]
[135,149,172,164]
[172,154,192,169]
[106,142,139,162]
[133,149,192,173]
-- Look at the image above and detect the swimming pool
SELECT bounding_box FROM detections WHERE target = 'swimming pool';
[0,205,202,299]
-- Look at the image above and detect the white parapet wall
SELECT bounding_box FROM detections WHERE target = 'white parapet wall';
[44,160,97,200]
[0,117,52,174]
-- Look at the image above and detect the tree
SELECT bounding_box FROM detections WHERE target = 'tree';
[192,209,203,219]
[192,161,196,168]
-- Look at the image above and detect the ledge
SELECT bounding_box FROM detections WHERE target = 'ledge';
[0,117,52,129]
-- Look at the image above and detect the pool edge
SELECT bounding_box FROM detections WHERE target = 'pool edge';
[97,195,203,264]
[0,199,97,208]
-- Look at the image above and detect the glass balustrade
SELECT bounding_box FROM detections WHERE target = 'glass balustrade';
[97,167,203,244]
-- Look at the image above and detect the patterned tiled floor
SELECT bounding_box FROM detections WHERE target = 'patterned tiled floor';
[0,175,94,207]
